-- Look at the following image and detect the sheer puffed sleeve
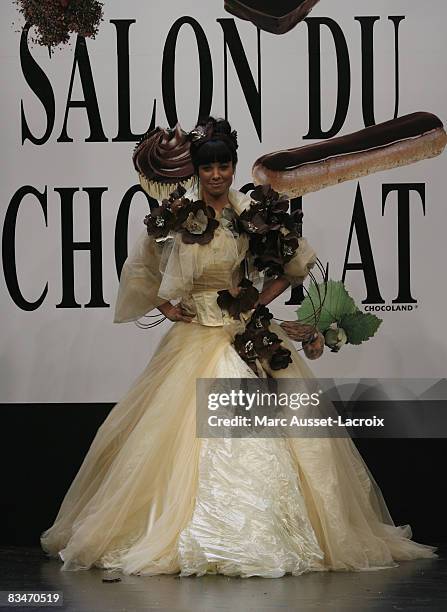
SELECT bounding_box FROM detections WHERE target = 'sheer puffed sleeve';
[113,229,167,323]
[282,237,317,288]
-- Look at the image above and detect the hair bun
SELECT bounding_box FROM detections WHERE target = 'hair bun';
[213,118,238,150]
[212,118,232,136]
[214,119,239,150]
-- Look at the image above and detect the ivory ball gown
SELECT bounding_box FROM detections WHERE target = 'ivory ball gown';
[40,188,437,577]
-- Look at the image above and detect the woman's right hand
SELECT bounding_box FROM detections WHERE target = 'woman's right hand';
[157,302,194,323]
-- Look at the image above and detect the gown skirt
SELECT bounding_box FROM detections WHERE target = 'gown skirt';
[40,319,437,578]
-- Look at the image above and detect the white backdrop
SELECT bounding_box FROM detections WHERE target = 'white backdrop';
[1,0,446,403]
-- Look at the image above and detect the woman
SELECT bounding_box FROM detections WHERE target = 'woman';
[41,117,436,578]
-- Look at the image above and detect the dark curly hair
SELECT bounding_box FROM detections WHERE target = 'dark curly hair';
[189,117,238,173]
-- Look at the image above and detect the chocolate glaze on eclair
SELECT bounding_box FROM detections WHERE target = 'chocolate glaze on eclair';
[252,112,447,197]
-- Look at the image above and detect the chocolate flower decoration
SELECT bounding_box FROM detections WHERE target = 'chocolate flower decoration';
[144,207,175,239]
[144,184,189,238]
[256,331,293,372]
[169,197,188,214]
[250,231,286,278]
[253,330,283,358]
[233,318,292,373]
[246,304,274,332]
[251,184,285,204]
[143,184,222,246]
[269,346,293,370]
[184,209,208,234]
[239,184,301,276]
[217,278,260,319]
[168,184,187,202]
[239,185,292,237]
[283,208,303,233]
[239,204,272,235]
[164,184,190,214]
[176,200,219,245]
[234,330,258,364]
[255,260,285,278]
[248,233,268,257]
[231,300,293,373]
[268,204,290,230]
[220,207,240,238]
[252,187,289,215]
[280,232,300,263]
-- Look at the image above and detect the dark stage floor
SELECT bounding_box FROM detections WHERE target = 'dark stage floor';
[0,546,446,612]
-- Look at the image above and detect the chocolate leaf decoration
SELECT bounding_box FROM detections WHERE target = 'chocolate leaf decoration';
[339,312,382,345]
[298,280,357,332]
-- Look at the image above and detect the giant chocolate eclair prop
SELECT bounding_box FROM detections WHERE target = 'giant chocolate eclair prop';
[252,112,447,197]
[133,124,196,199]
[224,0,320,35]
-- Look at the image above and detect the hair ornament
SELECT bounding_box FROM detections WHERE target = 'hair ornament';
[188,125,209,143]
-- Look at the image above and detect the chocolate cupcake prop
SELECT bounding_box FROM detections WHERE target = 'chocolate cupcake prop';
[224,0,320,35]
[252,112,447,197]
[133,124,197,200]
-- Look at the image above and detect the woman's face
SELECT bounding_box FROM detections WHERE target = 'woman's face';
[198,160,235,199]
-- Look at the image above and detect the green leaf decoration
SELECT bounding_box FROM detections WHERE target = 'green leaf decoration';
[339,312,382,345]
[298,280,357,332]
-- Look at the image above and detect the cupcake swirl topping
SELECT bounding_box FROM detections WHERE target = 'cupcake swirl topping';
[133,124,194,184]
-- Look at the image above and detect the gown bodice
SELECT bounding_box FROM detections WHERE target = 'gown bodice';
[113,188,317,326]
[176,219,251,326]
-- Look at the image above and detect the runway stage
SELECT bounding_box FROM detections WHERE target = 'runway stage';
[0,546,445,612]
